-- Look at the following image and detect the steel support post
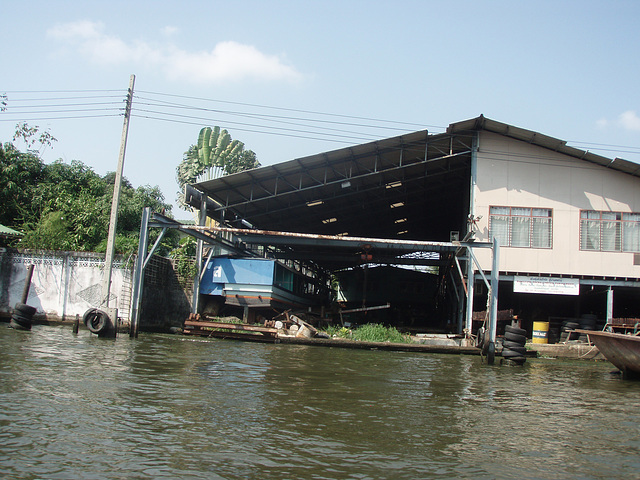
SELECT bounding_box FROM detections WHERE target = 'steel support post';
[130,207,150,338]
[465,132,478,336]
[487,237,500,365]
[465,250,475,334]
[192,197,207,314]
[606,286,614,324]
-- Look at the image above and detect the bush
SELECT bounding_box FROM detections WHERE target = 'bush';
[323,323,412,343]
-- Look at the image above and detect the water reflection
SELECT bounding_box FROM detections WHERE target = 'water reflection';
[1,325,639,479]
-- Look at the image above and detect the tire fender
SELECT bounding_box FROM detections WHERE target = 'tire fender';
[83,308,110,334]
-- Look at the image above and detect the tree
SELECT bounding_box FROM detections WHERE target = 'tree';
[176,126,260,209]
[0,143,44,227]
[1,143,176,255]
[13,122,57,153]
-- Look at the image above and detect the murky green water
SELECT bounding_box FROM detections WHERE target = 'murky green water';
[1,325,639,479]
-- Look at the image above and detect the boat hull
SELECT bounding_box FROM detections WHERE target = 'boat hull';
[577,329,640,379]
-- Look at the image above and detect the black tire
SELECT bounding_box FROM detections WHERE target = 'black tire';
[580,319,597,328]
[504,331,527,344]
[502,346,527,357]
[503,356,526,365]
[562,321,579,331]
[11,314,32,328]
[83,308,109,334]
[9,318,31,330]
[14,303,37,316]
[12,310,32,321]
[502,340,523,350]
[505,325,527,336]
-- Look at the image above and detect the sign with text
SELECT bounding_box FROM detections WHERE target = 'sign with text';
[513,276,580,296]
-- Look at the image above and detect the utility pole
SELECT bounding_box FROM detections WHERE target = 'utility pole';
[100,74,135,315]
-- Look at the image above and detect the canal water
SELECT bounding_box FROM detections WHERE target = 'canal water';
[1,325,639,480]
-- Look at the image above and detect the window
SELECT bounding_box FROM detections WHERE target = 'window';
[580,211,640,252]
[489,206,552,248]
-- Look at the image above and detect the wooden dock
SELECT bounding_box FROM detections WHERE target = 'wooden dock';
[183,319,279,342]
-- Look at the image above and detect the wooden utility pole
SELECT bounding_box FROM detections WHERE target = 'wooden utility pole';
[101,74,135,308]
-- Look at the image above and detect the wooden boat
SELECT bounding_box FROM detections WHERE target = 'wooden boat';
[577,329,640,379]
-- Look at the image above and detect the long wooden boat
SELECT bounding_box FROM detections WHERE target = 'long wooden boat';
[577,329,640,379]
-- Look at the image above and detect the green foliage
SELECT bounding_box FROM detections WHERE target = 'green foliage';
[169,236,198,279]
[324,325,351,338]
[0,143,44,227]
[351,323,412,343]
[20,211,70,251]
[1,140,175,254]
[12,122,57,154]
[323,323,412,343]
[176,127,260,209]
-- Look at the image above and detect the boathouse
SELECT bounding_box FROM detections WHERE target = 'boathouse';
[146,115,640,339]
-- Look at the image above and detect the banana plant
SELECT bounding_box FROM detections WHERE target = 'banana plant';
[176,126,260,210]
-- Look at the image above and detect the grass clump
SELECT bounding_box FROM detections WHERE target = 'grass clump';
[324,323,412,343]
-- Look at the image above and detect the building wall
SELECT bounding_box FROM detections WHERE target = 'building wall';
[472,131,640,278]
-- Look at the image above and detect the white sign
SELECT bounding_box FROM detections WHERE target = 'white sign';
[513,276,580,296]
[212,265,222,279]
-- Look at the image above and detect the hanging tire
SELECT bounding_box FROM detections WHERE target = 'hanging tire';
[83,308,109,334]
[14,303,37,316]
[505,325,527,336]
[504,331,527,344]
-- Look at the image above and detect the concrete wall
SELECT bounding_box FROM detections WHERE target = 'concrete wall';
[0,249,132,322]
[472,131,640,279]
[0,249,193,330]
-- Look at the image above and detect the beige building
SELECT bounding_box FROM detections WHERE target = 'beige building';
[460,119,640,326]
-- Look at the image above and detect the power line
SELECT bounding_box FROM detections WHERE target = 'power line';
[136,89,441,130]
[134,96,425,134]
[2,88,640,158]
[131,113,365,144]
[133,105,387,142]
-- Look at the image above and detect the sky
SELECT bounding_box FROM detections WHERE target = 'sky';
[2,1,640,220]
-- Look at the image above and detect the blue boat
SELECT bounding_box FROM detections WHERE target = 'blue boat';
[200,257,326,310]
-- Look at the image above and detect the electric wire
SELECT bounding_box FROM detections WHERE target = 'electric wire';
[133,106,387,142]
[136,90,439,131]
[134,96,422,136]
[2,88,640,159]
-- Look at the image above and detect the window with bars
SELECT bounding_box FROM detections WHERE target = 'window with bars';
[580,211,640,252]
[489,206,553,248]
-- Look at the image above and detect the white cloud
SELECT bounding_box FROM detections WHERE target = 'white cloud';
[47,20,302,84]
[596,117,608,129]
[618,110,640,132]
[165,41,302,84]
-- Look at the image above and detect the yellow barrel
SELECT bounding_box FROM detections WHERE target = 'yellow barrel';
[532,321,550,344]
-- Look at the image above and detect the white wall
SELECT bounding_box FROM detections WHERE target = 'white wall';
[0,250,131,322]
[472,131,640,278]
